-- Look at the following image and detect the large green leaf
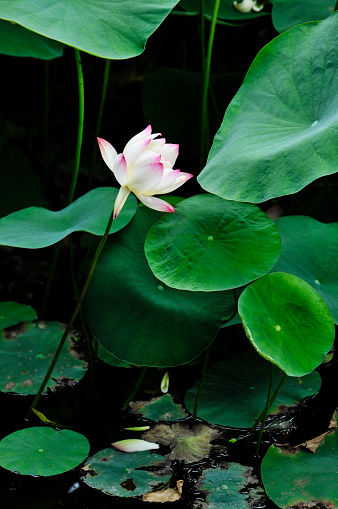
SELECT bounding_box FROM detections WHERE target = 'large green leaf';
[0,302,36,330]
[81,206,234,367]
[0,427,90,476]
[185,352,321,428]
[0,0,179,59]
[272,216,338,324]
[238,273,335,376]
[198,13,338,203]
[82,448,171,497]
[261,423,338,508]
[145,194,281,291]
[0,321,87,394]
[0,188,136,248]
[0,19,64,59]
[272,0,336,33]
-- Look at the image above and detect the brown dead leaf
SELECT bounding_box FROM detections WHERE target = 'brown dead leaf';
[142,480,183,503]
[298,428,336,454]
[143,422,221,462]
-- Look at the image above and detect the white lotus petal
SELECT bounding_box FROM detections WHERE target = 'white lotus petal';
[112,439,159,452]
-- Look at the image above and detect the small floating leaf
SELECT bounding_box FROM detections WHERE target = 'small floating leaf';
[0,321,87,394]
[0,427,90,476]
[0,301,36,330]
[261,423,338,508]
[82,448,171,497]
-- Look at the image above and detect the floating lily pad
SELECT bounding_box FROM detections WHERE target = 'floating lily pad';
[0,0,179,59]
[198,13,338,203]
[185,353,321,428]
[238,273,335,376]
[0,19,64,59]
[82,448,171,497]
[145,194,281,291]
[272,216,338,323]
[0,187,136,249]
[81,206,235,367]
[261,424,338,508]
[130,394,187,421]
[0,427,90,476]
[0,321,87,394]
[198,464,261,509]
[0,302,36,330]
[272,0,336,33]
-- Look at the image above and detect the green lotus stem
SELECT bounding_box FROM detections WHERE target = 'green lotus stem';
[67,48,85,205]
[88,59,111,190]
[121,367,148,411]
[193,345,210,422]
[200,0,221,168]
[256,364,274,454]
[28,206,116,417]
[251,372,287,431]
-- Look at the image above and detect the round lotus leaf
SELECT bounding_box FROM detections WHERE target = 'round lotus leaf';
[0,19,64,59]
[198,13,338,203]
[0,427,90,476]
[238,273,335,376]
[0,321,87,394]
[81,206,235,367]
[145,194,281,291]
[0,0,179,59]
[198,464,261,509]
[261,425,338,508]
[0,302,36,330]
[82,448,171,497]
[272,216,338,324]
[0,187,136,249]
[185,352,321,428]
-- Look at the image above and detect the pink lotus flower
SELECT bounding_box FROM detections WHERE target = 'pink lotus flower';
[97,126,193,219]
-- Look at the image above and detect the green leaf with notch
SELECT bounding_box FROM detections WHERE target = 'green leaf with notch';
[238,273,335,376]
[145,194,281,291]
[198,13,338,203]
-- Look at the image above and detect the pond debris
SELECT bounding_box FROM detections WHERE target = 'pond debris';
[143,422,221,462]
[142,479,183,502]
